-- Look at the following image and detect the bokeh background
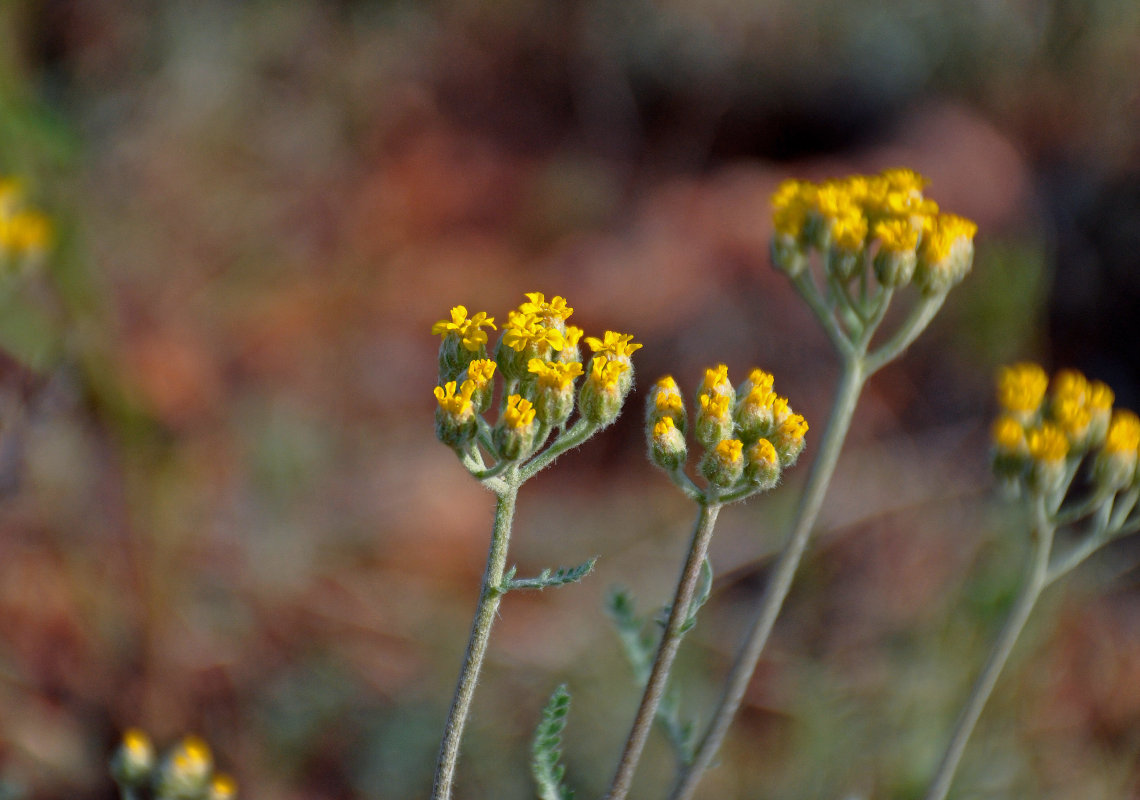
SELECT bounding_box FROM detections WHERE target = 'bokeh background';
[1,1,1140,798]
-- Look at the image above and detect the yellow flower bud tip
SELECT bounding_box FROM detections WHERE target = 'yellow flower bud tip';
[779,413,809,441]
[748,438,778,467]
[653,417,676,437]
[714,438,744,464]
[520,292,574,322]
[1053,395,1092,441]
[991,416,1026,453]
[503,311,565,354]
[527,358,584,390]
[919,213,977,264]
[584,331,642,360]
[209,773,238,800]
[588,356,628,389]
[4,211,51,251]
[698,392,731,421]
[564,326,584,348]
[122,729,153,759]
[1104,410,1140,454]
[1027,423,1069,464]
[879,167,929,192]
[830,210,868,252]
[744,369,774,394]
[171,735,213,779]
[503,395,536,430]
[874,218,919,253]
[1087,381,1114,412]
[997,363,1048,414]
[465,358,497,388]
[431,305,497,351]
[434,380,476,417]
[700,364,731,396]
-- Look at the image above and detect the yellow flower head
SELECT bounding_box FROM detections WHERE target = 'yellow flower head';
[466,358,497,390]
[1053,394,1092,443]
[502,310,565,354]
[528,357,584,390]
[1027,423,1069,464]
[1,210,51,252]
[434,380,477,418]
[714,438,744,465]
[874,219,919,253]
[122,729,153,762]
[520,292,573,322]
[653,416,677,438]
[431,306,497,352]
[1104,410,1140,455]
[880,168,929,193]
[809,181,858,219]
[748,438,779,468]
[209,774,238,800]
[585,330,642,360]
[653,375,684,415]
[1051,369,1088,402]
[741,368,775,396]
[919,213,977,265]
[779,413,809,442]
[171,736,213,782]
[503,394,536,430]
[830,209,868,252]
[699,392,731,422]
[699,364,731,397]
[772,180,810,237]
[991,415,1026,454]
[589,356,628,390]
[997,363,1048,415]
[1087,380,1114,413]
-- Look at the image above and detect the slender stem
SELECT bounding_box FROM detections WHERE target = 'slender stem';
[863,292,946,376]
[791,271,854,358]
[671,356,866,800]
[519,419,596,481]
[604,501,723,800]
[923,496,1053,800]
[431,484,520,800]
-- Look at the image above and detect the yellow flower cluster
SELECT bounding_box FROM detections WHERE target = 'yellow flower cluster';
[111,729,237,800]
[770,169,977,294]
[646,365,808,491]
[431,293,639,456]
[992,363,1137,493]
[0,178,51,267]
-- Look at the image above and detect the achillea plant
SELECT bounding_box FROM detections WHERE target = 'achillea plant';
[429,292,639,800]
[111,730,236,800]
[923,364,1140,800]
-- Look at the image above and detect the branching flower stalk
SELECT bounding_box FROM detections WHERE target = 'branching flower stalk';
[428,293,641,800]
[604,365,809,799]
[666,170,978,800]
[924,364,1140,800]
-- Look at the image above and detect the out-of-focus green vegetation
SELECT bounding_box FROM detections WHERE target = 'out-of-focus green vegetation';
[0,1,1137,798]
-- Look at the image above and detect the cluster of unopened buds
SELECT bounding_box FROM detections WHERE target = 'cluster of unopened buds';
[647,366,807,498]
[110,730,236,800]
[992,363,1139,500]
[771,168,977,296]
[0,177,51,270]
[432,292,640,472]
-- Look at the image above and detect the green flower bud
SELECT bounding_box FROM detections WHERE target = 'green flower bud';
[771,235,808,277]
[110,729,155,788]
[745,438,781,490]
[770,413,808,467]
[579,357,629,427]
[700,438,744,488]
[154,736,213,800]
[494,394,538,460]
[434,380,478,448]
[649,416,687,472]
[647,375,686,433]
[1093,411,1140,491]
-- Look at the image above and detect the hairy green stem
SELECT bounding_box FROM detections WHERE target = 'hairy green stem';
[670,357,865,800]
[431,484,519,800]
[604,500,722,800]
[923,496,1054,800]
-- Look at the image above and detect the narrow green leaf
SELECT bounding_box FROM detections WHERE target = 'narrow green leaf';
[502,558,597,592]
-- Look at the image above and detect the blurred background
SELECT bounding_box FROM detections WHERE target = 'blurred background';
[0,0,1139,798]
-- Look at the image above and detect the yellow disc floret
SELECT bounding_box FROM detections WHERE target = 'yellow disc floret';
[700,364,732,397]
[991,415,1026,454]
[466,358,497,389]
[1027,423,1069,464]
[503,394,536,430]
[874,219,919,253]
[527,358,584,390]
[434,380,477,418]
[1104,410,1140,454]
[519,292,573,322]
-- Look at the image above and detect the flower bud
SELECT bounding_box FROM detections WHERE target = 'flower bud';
[996,363,1048,424]
[494,394,538,460]
[155,736,213,800]
[559,326,584,364]
[462,358,497,414]
[527,358,584,426]
[110,729,155,788]
[735,384,777,441]
[770,413,808,466]
[209,774,238,800]
[701,438,744,488]
[434,380,478,448]
[647,375,686,432]
[771,235,808,277]
[1094,410,1140,491]
[914,213,976,296]
[649,416,687,472]
[745,438,781,490]
[695,392,733,449]
[990,415,1028,483]
[579,357,629,427]
[872,219,918,288]
[432,306,496,382]
[1026,423,1069,495]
